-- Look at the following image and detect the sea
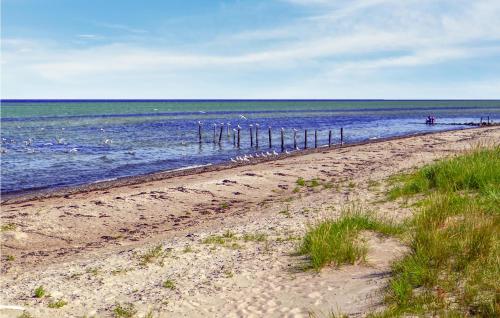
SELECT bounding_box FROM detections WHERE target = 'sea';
[1,100,499,196]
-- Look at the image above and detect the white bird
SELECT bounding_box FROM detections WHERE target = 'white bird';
[199,111,206,114]
[254,153,260,158]
[273,150,278,156]
[237,125,241,129]
[198,121,202,125]
[103,139,112,145]
[285,150,290,154]
[248,154,254,159]
[239,115,247,120]
[230,158,237,163]
[55,137,65,145]
[243,157,249,161]
[296,146,300,150]
[266,151,271,156]
[68,148,78,153]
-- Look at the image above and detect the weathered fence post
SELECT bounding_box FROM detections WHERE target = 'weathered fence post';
[233,129,236,147]
[255,124,259,148]
[213,124,217,143]
[268,127,272,148]
[304,129,308,149]
[314,130,318,148]
[198,122,202,144]
[218,123,224,144]
[281,128,285,152]
[328,130,332,147]
[293,129,297,149]
[340,127,344,146]
[237,126,241,148]
[227,123,231,137]
[250,124,254,147]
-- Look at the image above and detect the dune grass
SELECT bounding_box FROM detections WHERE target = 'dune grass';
[298,204,403,270]
[376,145,500,317]
[300,145,499,316]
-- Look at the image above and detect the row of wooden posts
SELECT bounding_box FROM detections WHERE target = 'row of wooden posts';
[198,123,344,151]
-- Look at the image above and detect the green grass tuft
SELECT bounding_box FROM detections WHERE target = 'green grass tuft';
[298,204,403,270]
[48,299,67,309]
[162,279,175,290]
[113,303,137,318]
[34,285,46,298]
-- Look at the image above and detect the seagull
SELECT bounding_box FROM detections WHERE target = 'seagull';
[296,146,300,150]
[266,151,272,156]
[237,125,241,129]
[230,158,237,163]
[68,148,78,153]
[199,111,206,114]
[285,150,290,154]
[239,115,247,120]
[198,121,202,125]
[273,150,279,156]
[254,153,260,158]
[55,137,65,145]
[103,139,112,145]
[248,154,254,159]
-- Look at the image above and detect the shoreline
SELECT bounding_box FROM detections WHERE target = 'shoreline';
[0,125,489,205]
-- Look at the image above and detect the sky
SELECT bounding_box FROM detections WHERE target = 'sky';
[1,0,500,99]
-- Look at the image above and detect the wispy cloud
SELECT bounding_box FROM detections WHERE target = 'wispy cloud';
[2,0,500,98]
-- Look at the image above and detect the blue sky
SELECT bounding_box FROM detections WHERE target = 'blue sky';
[2,0,500,99]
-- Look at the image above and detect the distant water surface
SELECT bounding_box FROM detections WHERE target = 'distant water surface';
[1,100,499,195]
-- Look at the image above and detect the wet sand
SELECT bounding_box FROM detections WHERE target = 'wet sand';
[1,126,498,317]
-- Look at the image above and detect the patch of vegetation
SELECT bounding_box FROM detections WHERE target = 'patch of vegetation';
[348,181,356,189]
[5,255,15,261]
[34,285,46,298]
[138,244,167,266]
[17,311,33,318]
[0,223,16,232]
[203,230,235,245]
[375,146,500,317]
[296,177,306,186]
[113,303,137,318]
[48,299,67,309]
[162,279,175,290]
[111,267,132,276]
[388,146,499,200]
[367,179,381,190]
[86,267,101,276]
[242,233,267,242]
[224,270,234,278]
[182,245,194,253]
[298,204,403,270]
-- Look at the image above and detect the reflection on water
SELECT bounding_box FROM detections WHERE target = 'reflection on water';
[1,100,499,194]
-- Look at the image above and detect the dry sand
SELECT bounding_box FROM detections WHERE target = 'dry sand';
[1,126,498,317]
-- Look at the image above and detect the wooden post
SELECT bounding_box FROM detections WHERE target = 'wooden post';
[304,129,308,149]
[293,129,297,149]
[268,127,272,148]
[218,123,223,144]
[488,116,490,124]
[213,124,216,143]
[198,122,202,144]
[340,127,344,146]
[480,117,483,124]
[227,123,231,137]
[328,130,332,147]
[237,127,241,148]
[314,130,317,148]
[233,129,236,147]
[255,124,259,148]
[281,128,285,152]
[250,125,254,147]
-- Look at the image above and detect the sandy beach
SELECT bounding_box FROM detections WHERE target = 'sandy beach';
[1,126,498,318]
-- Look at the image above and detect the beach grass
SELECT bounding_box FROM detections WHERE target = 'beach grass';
[113,303,137,318]
[298,203,403,270]
[374,145,500,317]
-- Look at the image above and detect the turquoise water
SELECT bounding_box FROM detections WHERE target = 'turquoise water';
[1,100,499,195]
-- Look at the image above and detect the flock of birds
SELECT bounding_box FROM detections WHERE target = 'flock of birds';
[230,149,292,163]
